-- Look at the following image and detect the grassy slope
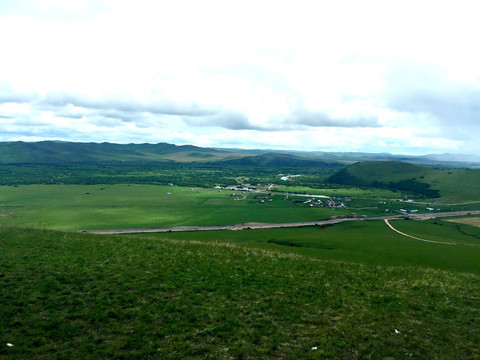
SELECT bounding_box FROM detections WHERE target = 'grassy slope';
[328,161,429,186]
[220,152,341,168]
[328,161,480,202]
[144,219,480,274]
[1,226,480,359]
[344,161,429,183]
[421,169,480,203]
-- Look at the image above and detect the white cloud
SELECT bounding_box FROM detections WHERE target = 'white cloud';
[0,0,479,155]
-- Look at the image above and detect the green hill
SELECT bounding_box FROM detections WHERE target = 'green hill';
[220,152,341,168]
[0,141,226,164]
[0,141,343,166]
[328,161,439,197]
[2,226,480,359]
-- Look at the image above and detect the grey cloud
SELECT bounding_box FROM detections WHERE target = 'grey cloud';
[1,89,240,131]
[8,119,50,127]
[383,61,480,127]
[1,125,84,139]
[389,90,480,126]
[95,110,140,123]
[43,93,216,117]
[183,111,261,130]
[55,112,85,120]
[86,111,160,129]
[86,117,125,128]
[287,110,381,128]
[0,92,36,105]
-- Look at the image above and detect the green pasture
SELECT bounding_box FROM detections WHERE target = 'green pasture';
[389,218,480,246]
[421,169,480,203]
[2,226,480,359]
[144,219,480,274]
[0,184,353,231]
[272,184,400,198]
[1,183,478,231]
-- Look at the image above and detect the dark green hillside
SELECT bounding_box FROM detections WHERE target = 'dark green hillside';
[2,226,480,359]
[330,161,428,183]
[0,141,222,164]
[220,152,341,168]
[328,161,439,197]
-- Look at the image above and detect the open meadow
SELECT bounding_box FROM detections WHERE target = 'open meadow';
[0,183,418,231]
[0,184,346,230]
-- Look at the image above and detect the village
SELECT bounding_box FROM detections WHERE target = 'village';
[213,182,445,217]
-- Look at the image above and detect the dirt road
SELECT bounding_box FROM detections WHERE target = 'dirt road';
[384,218,480,247]
[82,210,480,235]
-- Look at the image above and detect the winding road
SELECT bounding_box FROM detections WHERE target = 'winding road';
[82,210,480,235]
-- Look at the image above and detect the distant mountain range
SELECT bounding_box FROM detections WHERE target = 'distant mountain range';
[0,141,479,166]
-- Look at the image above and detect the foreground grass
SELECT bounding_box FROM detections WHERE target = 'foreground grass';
[1,227,480,359]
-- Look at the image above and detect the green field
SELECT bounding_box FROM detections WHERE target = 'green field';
[0,184,341,230]
[0,184,409,231]
[142,219,480,274]
[1,182,479,231]
[2,226,480,359]
[272,184,399,198]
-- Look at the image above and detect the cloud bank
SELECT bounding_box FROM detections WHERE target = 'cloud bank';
[0,0,479,155]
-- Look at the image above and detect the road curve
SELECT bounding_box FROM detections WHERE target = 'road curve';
[384,219,457,245]
[81,210,480,235]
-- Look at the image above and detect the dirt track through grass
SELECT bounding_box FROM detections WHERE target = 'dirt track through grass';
[384,219,480,247]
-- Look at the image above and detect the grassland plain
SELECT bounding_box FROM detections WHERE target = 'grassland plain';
[1,226,480,359]
[271,184,399,198]
[0,184,410,231]
[143,219,480,274]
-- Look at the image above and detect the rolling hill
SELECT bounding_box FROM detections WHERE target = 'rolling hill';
[0,141,233,164]
[328,161,440,197]
[219,152,342,168]
[1,141,479,167]
[0,141,344,168]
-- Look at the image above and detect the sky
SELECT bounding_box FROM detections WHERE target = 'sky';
[1,0,479,155]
